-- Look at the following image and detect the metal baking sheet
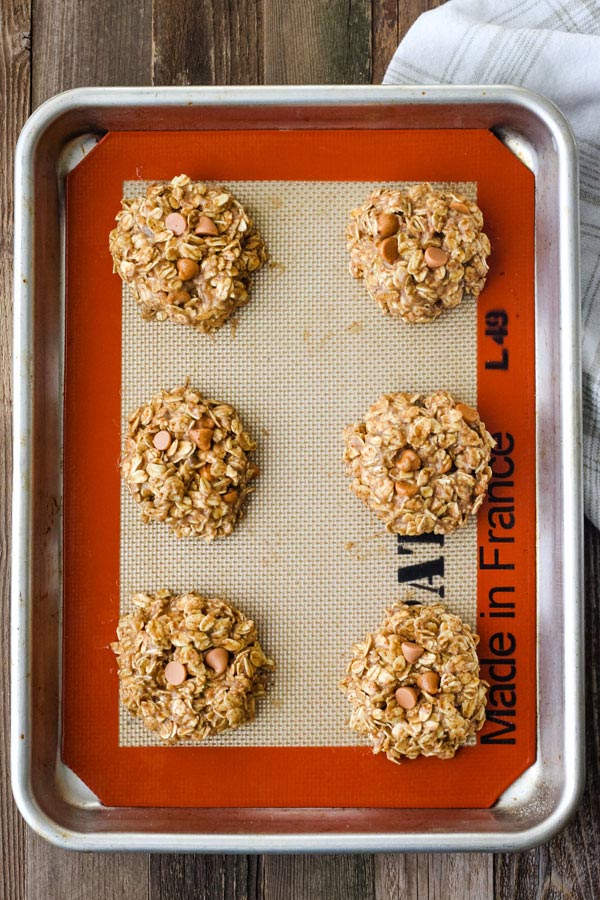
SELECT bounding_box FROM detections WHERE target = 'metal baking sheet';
[12,85,582,851]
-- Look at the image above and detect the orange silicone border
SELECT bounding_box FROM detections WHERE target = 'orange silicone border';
[63,128,536,808]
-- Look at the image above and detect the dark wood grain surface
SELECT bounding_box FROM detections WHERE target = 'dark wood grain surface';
[1,1,597,897]
[1,3,29,899]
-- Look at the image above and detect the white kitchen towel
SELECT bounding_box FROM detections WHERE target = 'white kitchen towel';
[385,0,600,528]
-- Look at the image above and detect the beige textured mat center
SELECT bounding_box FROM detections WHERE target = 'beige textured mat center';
[119,180,478,747]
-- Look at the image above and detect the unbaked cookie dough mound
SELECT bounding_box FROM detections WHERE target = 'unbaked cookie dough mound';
[121,383,259,540]
[112,590,275,744]
[109,174,267,332]
[343,391,494,535]
[340,602,488,762]
[347,183,490,323]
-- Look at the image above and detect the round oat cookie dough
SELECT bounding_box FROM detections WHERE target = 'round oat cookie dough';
[121,383,259,540]
[340,602,488,762]
[112,590,275,744]
[343,391,494,535]
[109,174,267,332]
[347,183,490,323]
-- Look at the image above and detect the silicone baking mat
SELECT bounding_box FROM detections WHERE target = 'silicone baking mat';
[63,129,536,807]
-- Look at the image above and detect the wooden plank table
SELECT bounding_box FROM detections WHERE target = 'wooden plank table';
[1,1,599,896]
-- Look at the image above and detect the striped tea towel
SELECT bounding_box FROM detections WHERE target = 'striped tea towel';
[385,0,600,528]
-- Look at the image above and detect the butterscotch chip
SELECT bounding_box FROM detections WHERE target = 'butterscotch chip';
[396,448,420,472]
[343,391,494,535]
[177,257,200,281]
[120,382,259,540]
[340,602,488,762]
[377,212,400,237]
[400,641,424,663]
[112,590,274,744]
[153,429,172,451]
[424,246,449,268]
[164,661,187,685]
[347,183,490,323]
[417,671,440,694]
[377,235,400,264]
[395,686,418,709]
[205,647,229,675]
[195,215,219,236]
[109,174,267,333]
[165,212,187,235]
